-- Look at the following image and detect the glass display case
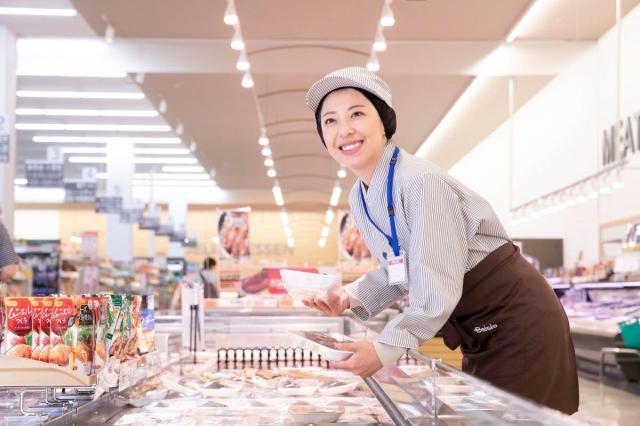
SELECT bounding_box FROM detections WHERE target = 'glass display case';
[0,310,580,425]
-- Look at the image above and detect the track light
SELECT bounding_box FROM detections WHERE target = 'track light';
[367,51,380,72]
[224,0,238,25]
[241,70,254,88]
[373,29,387,52]
[380,1,395,27]
[231,26,245,50]
[236,50,250,71]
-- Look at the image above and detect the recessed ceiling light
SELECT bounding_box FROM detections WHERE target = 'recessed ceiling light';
[16,108,158,117]
[33,136,181,144]
[17,123,170,132]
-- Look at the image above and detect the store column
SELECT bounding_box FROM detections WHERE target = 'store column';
[168,193,187,259]
[105,142,134,261]
[0,26,17,232]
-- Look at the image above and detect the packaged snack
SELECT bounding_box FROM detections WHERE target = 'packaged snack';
[30,297,43,360]
[88,295,108,372]
[39,297,55,362]
[74,296,95,375]
[3,297,33,359]
[49,297,76,367]
[126,295,141,358]
[138,295,155,355]
[105,294,125,359]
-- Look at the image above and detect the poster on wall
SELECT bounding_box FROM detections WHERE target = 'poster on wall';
[338,211,375,284]
[217,209,251,292]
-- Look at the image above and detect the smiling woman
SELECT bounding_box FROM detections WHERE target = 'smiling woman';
[301,67,580,415]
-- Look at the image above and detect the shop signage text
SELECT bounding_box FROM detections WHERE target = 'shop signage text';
[602,111,640,166]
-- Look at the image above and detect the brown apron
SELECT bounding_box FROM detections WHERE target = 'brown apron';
[441,242,579,415]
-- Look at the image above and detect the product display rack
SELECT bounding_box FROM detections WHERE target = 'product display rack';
[0,309,580,425]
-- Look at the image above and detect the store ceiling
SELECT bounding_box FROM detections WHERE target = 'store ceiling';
[7,0,640,209]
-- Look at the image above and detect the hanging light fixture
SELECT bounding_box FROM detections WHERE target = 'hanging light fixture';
[236,50,250,71]
[373,28,387,52]
[258,128,269,146]
[261,147,272,157]
[367,51,380,72]
[264,158,274,167]
[380,1,395,27]
[241,70,254,88]
[231,26,245,50]
[223,0,238,25]
[337,167,347,178]
[267,168,276,178]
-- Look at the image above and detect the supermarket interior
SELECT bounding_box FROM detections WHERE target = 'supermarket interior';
[1,0,640,425]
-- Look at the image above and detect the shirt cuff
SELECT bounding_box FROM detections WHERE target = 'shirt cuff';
[343,283,363,309]
[373,341,406,367]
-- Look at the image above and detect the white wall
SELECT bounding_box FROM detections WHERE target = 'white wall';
[449,3,640,268]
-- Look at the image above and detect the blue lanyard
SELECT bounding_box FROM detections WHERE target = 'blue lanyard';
[359,146,401,257]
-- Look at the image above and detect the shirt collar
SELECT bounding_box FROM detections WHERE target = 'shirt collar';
[359,143,397,199]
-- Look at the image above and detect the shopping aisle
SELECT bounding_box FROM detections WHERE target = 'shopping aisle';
[573,378,640,425]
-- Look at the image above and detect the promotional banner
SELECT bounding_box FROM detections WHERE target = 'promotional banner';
[338,211,375,284]
[217,209,251,292]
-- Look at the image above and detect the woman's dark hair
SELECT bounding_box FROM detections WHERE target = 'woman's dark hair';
[203,257,217,269]
[314,87,396,147]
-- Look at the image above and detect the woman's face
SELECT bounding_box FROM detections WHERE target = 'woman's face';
[320,88,386,175]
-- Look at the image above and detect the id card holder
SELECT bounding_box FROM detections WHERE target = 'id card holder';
[387,251,407,285]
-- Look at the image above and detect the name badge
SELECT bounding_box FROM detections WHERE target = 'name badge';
[387,251,407,285]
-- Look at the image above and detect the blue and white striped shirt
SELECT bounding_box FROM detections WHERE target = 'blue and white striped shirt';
[345,143,510,353]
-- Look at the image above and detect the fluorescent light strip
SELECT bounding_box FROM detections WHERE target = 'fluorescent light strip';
[134,148,190,155]
[16,90,144,99]
[33,136,181,145]
[17,108,158,117]
[16,71,127,78]
[134,173,209,180]
[60,147,189,155]
[134,180,216,187]
[17,123,170,132]
[0,7,77,16]
[161,165,204,173]
[14,178,28,185]
[68,156,198,164]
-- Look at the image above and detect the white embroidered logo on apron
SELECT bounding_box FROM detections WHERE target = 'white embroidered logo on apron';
[474,324,498,334]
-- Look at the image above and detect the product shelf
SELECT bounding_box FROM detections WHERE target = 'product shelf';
[0,355,96,388]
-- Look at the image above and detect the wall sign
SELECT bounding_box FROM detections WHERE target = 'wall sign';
[0,115,8,164]
[64,181,97,203]
[0,134,9,164]
[120,208,144,224]
[25,161,64,187]
[138,216,160,230]
[95,196,123,214]
[602,111,640,166]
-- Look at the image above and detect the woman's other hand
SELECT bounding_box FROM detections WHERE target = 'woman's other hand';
[301,285,350,316]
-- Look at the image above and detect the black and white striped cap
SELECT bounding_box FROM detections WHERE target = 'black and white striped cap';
[305,66,393,114]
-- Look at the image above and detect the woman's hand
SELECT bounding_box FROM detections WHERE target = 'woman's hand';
[330,341,383,377]
[301,286,350,316]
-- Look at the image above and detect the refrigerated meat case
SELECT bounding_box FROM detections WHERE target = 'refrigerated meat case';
[0,308,579,425]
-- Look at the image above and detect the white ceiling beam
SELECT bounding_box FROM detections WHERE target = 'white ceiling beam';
[17,37,594,76]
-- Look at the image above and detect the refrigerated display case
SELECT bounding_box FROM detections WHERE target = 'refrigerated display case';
[0,310,580,425]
